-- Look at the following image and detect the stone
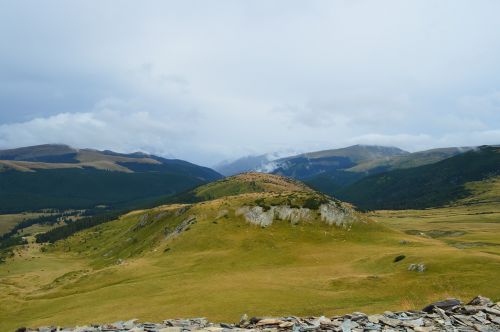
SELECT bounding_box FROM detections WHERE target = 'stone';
[278,322,294,328]
[378,316,401,327]
[453,314,474,327]
[235,201,357,228]
[422,298,461,313]
[73,326,98,332]
[408,263,426,272]
[341,319,352,332]
[165,216,197,239]
[204,327,225,332]
[484,307,500,316]
[472,312,489,325]
[367,315,383,324]
[468,296,494,307]
[240,314,249,325]
[37,327,54,332]
[158,327,182,332]
[413,327,433,332]
[26,296,500,332]
[402,318,424,328]
[123,319,138,329]
[319,203,356,228]
[256,319,283,326]
[236,206,274,227]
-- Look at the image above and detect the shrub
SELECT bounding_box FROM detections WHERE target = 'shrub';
[394,255,406,262]
[303,196,329,210]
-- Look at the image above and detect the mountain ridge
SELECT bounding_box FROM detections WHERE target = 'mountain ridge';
[0,144,222,213]
[336,145,500,210]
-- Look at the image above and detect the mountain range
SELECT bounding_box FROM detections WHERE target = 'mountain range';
[0,144,498,330]
[216,144,472,179]
[214,144,498,209]
[1,143,498,213]
[0,144,222,213]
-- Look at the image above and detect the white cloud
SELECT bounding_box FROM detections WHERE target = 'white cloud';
[1,1,500,165]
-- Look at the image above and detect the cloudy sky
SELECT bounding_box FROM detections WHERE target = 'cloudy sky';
[1,0,500,166]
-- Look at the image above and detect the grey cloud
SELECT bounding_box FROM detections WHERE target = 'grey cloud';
[0,0,500,164]
[273,93,413,129]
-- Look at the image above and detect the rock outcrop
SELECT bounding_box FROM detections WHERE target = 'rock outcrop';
[236,202,357,228]
[165,216,197,239]
[318,202,357,227]
[21,296,500,332]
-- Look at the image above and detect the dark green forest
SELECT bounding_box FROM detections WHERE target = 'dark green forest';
[333,146,500,210]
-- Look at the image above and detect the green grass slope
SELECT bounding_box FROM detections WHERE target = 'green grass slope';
[0,174,499,330]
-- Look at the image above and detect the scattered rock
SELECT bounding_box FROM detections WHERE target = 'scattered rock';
[256,319,283,326]
[165,216,197,239]
[131,213,150,231]
[422,298,461,313]
[468,295,494,306]
[408,263,426,272]
[21,296,500,332]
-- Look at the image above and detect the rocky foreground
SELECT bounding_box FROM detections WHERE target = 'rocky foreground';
[17,296,500,332]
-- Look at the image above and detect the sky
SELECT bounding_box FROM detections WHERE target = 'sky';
[1,0,500,166]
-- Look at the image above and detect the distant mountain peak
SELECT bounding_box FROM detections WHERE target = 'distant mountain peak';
[214,145,408,177]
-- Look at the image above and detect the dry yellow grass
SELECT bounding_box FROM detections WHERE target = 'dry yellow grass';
[0,176,499,330]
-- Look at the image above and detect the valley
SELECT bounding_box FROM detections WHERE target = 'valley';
[1,173,499,331]
[3,3,500,330]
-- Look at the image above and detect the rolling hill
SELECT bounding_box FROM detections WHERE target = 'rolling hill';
[1,173,499,331]
[168,172,314,203]
[0,144,222,213]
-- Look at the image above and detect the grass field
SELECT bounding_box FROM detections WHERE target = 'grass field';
[0,178,499,331]
[0,213,46,236]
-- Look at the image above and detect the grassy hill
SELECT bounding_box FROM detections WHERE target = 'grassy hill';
[0,145,222,213]
[336,146,500,210]
[170,172,314,203]
[0,173,499,330]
